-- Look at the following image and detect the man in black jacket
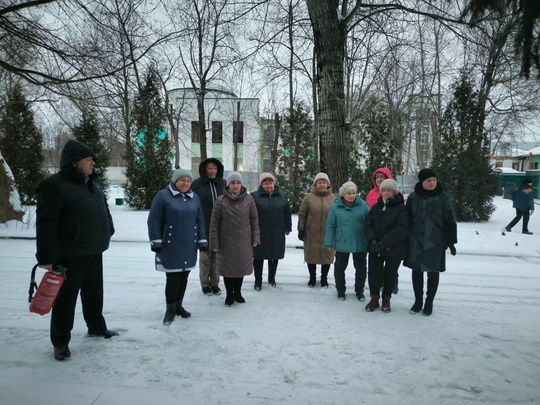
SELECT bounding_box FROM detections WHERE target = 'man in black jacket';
[36,140,117,361]
[191,158,226,295]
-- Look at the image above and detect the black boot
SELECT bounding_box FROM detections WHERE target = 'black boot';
[253,259,263,291]
[224,277,234,306]
[307,264,316,287]
[320,264,330,288]
[163,303,176,325]
[268,260,278,287]
[423,272,439,317]
[53,345,71,361]
[176,301,191,318]
[410,271,424,314]
[234,277,245,303]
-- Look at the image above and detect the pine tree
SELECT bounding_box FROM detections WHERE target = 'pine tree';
[275,103,318,213]
[433,73,498,222]
[72,109,110,194]
[124,67,172,209]
[0,82,45,204]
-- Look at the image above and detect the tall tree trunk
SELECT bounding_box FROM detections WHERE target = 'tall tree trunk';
[306,0,348,190]
[197,92,208,161]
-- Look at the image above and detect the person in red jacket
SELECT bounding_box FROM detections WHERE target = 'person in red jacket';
[366,168,393,209]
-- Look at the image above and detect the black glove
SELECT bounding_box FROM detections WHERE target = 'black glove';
[199,245,208,252]
[151,246,162,253]
[369,240,381,254]
[378,241,386,252]
[298,231,305,241]
[448,244,456,256]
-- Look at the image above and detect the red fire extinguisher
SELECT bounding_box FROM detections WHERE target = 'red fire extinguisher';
[28,264,67,316]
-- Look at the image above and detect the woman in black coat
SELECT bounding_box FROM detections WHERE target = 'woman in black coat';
[364,179,408,313]
[404,168,457,316]
[251,173,292,290]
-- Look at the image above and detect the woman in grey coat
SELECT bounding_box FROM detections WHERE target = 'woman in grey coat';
[404,168,457,316]
[209,172,260,306]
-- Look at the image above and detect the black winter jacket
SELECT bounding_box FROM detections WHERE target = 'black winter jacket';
[36,140,114,264]
[364,193,409,259]
[191,158,226,239]
[251,185,292,260]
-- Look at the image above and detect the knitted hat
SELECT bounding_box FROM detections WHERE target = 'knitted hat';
[172,169,193,183]
[379,179,399,194]
[338,181,357,197]
[259,172,275,185]
[418,168,437,183]
[313,172,330,186]
[227,171,243,185]
[523,178,533,185]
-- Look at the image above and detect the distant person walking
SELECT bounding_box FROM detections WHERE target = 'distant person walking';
[147,169,208,325]
[505,178,535,235]
[324,181,370,301]
[251,173,292,290]
[298,172,336,288]
[36,140,117,361]
[191,158,227,295]
[404,168,457,317]
[209,172,260,306]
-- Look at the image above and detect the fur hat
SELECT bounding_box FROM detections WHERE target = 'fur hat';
[226,171,243,185]
[418,168,437,183]
[313,172,330,186]
[379,179,399,194]
[259,172,275,185]
[172,169,193,183]
[338,181,357,197]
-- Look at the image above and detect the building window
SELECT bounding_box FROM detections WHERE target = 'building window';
[212,121,223,143]
[191,121,200,143]
[233,121,244,143]
[533,162,539,170]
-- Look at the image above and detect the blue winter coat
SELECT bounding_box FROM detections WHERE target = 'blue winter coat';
[513,185,535,212]
[147,184,207,272]
[324,196,370,253]
[251,185,292,260]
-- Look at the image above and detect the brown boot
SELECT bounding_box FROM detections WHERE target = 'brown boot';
[365,295,380,312]
[381,295,391,313]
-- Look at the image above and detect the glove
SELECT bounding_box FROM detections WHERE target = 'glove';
[377,241,386,252]
[449,244,456,256]
[369,240,381,254]
[151,246,162,253]
[298,231,305,241]
[199,244,208,252]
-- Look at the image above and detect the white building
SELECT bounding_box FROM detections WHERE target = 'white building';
[168,86,261,185]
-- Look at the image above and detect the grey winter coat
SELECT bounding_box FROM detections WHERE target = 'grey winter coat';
[147,184,207,272]
[297,186,336,264]
[209,187,260,277]
[252,185,292,260]
[404,182,457,273]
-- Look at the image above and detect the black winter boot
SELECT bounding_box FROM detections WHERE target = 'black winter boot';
[234,277,246,303]
[307,264,316,287]
[268,260,278,287]
[253,259,263,291]
[163,303,176,325]
[176,301,191,318]
[320,264,330,288]
[224,277,235,306]
[423,273,439,317]
[410,271,424,314]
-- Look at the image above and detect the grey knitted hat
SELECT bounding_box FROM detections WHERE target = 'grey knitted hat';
[172,169,193,183]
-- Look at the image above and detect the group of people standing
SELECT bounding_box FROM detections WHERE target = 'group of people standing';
[35,139,458,361]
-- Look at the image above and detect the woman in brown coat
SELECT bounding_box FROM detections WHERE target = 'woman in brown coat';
[297,172,336,287]
[210,172,260,306]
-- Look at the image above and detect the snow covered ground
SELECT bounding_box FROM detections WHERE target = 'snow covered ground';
[0,191,539,405]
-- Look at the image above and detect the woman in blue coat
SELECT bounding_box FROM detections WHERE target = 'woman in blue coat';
[251,173,292,290]
[147,169,208,325]
[324,181,370,301]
